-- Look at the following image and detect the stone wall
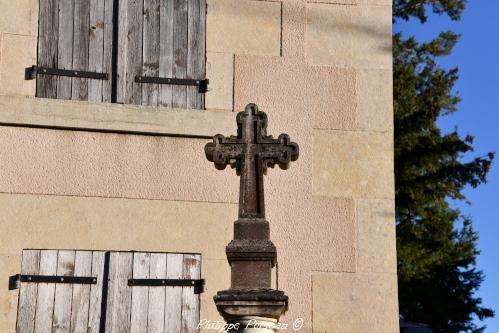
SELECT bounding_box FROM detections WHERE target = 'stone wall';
[0,0,397,332]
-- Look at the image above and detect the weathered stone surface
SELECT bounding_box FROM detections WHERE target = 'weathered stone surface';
[207,0,281,56]
[357,69,393,132]
[214,289,287,320]
[313,129,394,199]
[0,34,37,96]
[230,261,272,289]
[206,52,234,111]
[0,0,38,35]
[233,55,362,330]
[312,272,399,333]
[234,219,270,240]
[234,56,357,132]
[357,199,397,273]
[307,3,392,69]
[0,123,241,205]
[0,95,235,138]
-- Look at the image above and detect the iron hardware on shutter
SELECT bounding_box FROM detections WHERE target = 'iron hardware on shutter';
[128,278,205,294]
[26,66,109,80]
[9,274,97,290]
[134,76,209,93]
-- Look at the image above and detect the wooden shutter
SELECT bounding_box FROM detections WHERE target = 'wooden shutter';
[15,250,202,333]
[16,250,105,333]
[37,0,113,102]
[117,0,206,109]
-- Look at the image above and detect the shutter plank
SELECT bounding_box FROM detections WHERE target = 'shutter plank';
[187,0,206,109]
[33,250,58,333]
[116,0,128,103]
[70,251,93,333]
[56,0,74,100]
[147,253,167,333]
[16,250,40,333]
[130,253,151,333]
[72,0,91,100]
[200,0,207,109]
[88,0,106,102]
[158,0,174,107]
[87,251,106,333]
[37,0,59,98]
[102,0,114,102]
[172,0,188,108]
[105,252,133,333]
[181,254,201,333]
[165,253,183,333]
[125,0,144,105]
[52,250,75,333]
[142,0,160,106]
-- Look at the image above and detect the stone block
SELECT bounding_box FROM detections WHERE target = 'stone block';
[357,199,396,273]
[207,0,281,55]
[0,0,38,35]
[307,3,392,69]
[0,94,236,138]
[0,115,240,204]
[312,272,399,332]
[0,34,37,96]
[0,194,234,258]
[357,69,393,132]
[206,52,234,111]
[313,129,394,199]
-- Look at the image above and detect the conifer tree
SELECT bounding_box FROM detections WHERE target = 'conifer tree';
[393,1,495,332]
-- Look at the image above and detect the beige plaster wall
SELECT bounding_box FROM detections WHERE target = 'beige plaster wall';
[0,0,397,332]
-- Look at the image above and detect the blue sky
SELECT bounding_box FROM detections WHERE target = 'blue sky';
[393,2,499,332]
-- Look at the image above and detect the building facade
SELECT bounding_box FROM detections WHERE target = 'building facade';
[0,0,397,331]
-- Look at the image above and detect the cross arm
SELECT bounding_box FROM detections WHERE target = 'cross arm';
[259,134,299,172]
[205,134,244,170]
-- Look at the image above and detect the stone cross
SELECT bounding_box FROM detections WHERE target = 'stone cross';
[207,104,297,332]
[205,103,299,219]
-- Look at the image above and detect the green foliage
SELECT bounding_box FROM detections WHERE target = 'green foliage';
[394,0,467,22]
[393,1,495,332]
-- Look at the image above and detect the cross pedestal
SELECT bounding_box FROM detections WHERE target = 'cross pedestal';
[205,104,299,332]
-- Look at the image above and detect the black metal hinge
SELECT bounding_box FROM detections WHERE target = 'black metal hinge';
[135,76,209,93]
[26,66,109,80]
[9,274,97,290]
[128,278,205,294]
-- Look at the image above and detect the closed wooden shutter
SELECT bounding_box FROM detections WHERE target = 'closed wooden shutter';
[36,0,205,108]
[15,250,202,333]
[37,0,113,102]
[116,0,206,108]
